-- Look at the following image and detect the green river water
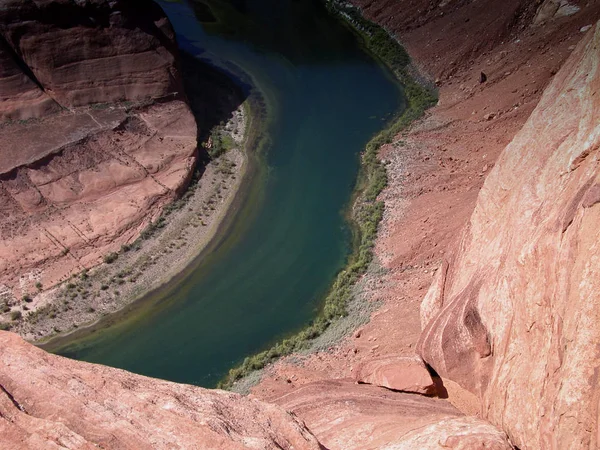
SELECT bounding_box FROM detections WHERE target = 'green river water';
[56,0,405,387]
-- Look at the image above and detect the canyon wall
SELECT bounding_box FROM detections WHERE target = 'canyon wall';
[418,21,600,449]
[0,331,321,449]
[0,0,180,120]
[0,0,197,301]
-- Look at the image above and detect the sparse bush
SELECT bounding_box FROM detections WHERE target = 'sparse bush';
[35,282,43,290]
[10,310,22,321]
[0,322,10,331]
[103,252,118,264]
[22,295,32,303]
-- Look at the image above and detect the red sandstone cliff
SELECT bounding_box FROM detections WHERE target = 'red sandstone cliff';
[0,0,180,119]
[0,0,197,298]
[0,331,321,449]
[418,21,600,449]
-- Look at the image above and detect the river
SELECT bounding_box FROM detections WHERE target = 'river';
[56,0,404,387]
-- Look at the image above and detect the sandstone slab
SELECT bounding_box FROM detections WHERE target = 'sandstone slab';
[354,355,436,395]
[0,331,322,450]
[273,380,511,450]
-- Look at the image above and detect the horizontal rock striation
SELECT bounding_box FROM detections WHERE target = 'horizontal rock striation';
[0,0,198,298]
[418,21,600,449]
[0,331,322,449]
[0,0,181,119]
[0,100,197,292]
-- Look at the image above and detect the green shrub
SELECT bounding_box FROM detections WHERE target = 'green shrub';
[103,253,118,264]
[0,322,10,331]
[10,310,22,321]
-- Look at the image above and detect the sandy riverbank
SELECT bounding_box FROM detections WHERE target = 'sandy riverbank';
[10,103,250,345]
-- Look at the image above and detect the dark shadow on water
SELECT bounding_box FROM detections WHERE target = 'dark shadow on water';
[189,0,368,65]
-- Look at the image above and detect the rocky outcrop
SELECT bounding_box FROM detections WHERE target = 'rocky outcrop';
[354,355,437,395]
[418,22,600,449]
[0,0,180,119]
[0,331,321,449]
[0,100,196,293]
[0,0,197,298]
[272,380,512,450]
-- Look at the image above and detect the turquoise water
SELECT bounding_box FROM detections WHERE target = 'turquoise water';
[56,0,404,387]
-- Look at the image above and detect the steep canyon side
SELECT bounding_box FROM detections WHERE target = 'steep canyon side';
[0,331,321,450]
[418,20,600,450]
[0,0,197,304]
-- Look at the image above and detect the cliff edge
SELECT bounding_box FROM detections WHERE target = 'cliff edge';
[0,331,321,449]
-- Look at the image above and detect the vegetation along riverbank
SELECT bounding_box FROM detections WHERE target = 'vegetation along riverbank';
[219,0,437,389]
[10,60,269,347]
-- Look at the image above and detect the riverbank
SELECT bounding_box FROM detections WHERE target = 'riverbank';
[249,0,599,411]
[218,1,436,390]
[9,98,253,345]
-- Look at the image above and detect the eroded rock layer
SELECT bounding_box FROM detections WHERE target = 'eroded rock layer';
[0,331,321,450]
[0,100,196,292]
[272,380,512,450]
[0,0,180,119]
[418,22,600,449]
[0,0,197,298]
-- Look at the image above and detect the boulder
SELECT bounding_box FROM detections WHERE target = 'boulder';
[354,355,437,395]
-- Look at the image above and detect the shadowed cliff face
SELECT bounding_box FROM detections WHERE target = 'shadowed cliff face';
[418,22,600,449]
[0,0,181,119]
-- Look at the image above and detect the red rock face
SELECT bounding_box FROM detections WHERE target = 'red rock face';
[354,355,437,395]
[0,331,322,449]
[418,22,600,449]
[0,0,198,293]
[0,100,197,291]
[272,380,512,450]
[0,37,59,120]
[0,0,181,118]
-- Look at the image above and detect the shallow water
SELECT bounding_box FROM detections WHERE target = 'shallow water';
[57,0,404,387]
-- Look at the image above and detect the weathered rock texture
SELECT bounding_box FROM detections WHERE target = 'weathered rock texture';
[0,331,322,449]
[0,0,180,119]
[354,355,436,395]
[418,22,600,449]
[0,0,197,297]
[272,380,512,450]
